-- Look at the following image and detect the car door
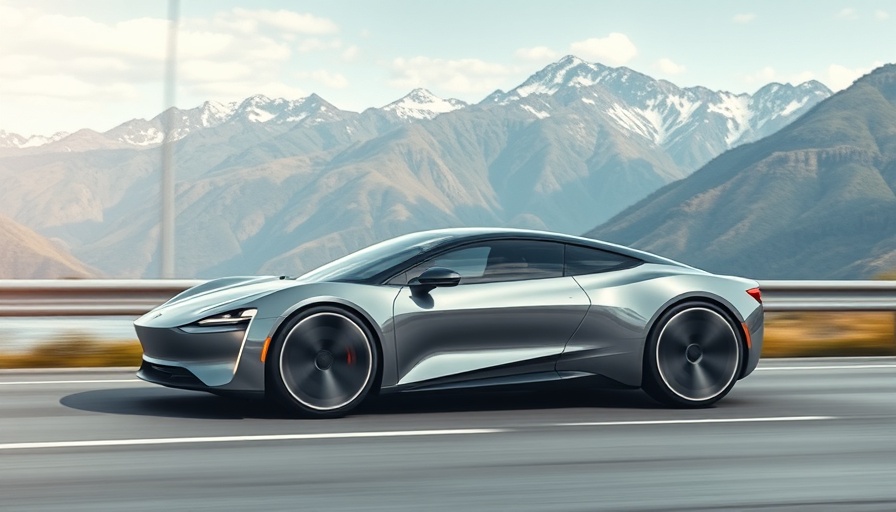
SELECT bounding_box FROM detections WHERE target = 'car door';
[391,239,590,388]
[556,244,646,387]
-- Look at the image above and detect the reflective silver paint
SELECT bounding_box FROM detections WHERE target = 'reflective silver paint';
[391,276,589,388]
[134,228,764,402]
[397,347,561,386]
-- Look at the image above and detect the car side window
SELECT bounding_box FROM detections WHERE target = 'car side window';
[404,240,564,284]
[406,246,491,282]
[564,244,640,276]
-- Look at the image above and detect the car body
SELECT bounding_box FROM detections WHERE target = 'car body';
[135,228,764,417]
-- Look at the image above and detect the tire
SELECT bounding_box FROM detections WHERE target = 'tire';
[643,301,743,408]
[268,306,378,418]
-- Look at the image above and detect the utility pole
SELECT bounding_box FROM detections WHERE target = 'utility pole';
[160,0,180,278]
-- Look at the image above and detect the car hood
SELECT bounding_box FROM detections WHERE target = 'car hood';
[137,276,301,328]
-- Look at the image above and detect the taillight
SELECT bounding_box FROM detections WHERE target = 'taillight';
[746,287,762,304]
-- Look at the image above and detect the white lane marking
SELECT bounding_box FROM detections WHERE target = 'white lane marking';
[0,379,142,386]
[756,364,896,371]
[0,417,836,451]
[0,429,506,451]
[557,416,835,427]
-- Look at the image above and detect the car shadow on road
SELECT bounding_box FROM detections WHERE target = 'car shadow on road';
[60,387,280,420]
[360,387,660,415]
[60,382,663,420]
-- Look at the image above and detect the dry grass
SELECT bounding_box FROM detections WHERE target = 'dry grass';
[763,311,896,357]
[0,333,142,369]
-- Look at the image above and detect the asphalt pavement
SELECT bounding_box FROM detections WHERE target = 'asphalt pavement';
[1,357,895,511]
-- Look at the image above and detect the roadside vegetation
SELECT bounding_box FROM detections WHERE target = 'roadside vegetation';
[762,312,896,358]
[0,333,142,369]
[0,315,893,369]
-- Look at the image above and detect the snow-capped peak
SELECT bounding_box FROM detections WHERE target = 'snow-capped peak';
[382,88,468,120]
[96,94,350,147]
[234,95,282,123]
[509,56,613,100]
[0,129,70,149]
[199,100,237,127]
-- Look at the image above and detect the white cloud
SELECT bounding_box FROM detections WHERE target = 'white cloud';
[875,9,890,20]
[569,33,637,65]
[743,67,817,88]
[296,38,342,53]
[0,4,27,27]
[789,71,817,84]
[210,15,258,36]
[1,13,168,61]
[515,46,559,61]
[179,60,255,83]
[3,74,138,100]
[230,8,338,34]
[655,58,685,75]
[300,70,349,89]
[836,8,858,19]
[0,4,345,133]
[744,66,778,84]
[733,13,756,23]
[342,45,360,61]
[825,64,858,89]
[389,56,517,94]
[190,81,306,101]
[825,62,882,90]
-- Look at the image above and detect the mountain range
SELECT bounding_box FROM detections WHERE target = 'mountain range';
[0,55,831,278]
[589,64,896,279]
[0,215,94,278]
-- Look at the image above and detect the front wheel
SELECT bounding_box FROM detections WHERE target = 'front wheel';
[268,307,378,418]
[643,302,743,408]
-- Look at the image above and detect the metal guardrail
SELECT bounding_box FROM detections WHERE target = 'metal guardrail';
[0,279,203,317]
[0,279,895,317]
[760,281,896,312]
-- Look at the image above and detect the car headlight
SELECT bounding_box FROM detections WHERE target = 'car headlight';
[196,308,257,326]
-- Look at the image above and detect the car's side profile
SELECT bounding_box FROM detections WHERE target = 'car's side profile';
[135,228,764,418]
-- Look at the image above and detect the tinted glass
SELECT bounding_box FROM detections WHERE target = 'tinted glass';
[564,244,640,276]
[405,240,564,284]
[406,246,491,281]
[297,232,453,282]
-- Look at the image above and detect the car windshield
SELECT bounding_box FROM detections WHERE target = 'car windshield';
[297,232,455,283]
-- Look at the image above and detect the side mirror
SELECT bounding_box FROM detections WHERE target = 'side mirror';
[409,267,461,295]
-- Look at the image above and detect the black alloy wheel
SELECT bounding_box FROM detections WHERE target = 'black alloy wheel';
[269,307,377,418]
[643,301,743,407]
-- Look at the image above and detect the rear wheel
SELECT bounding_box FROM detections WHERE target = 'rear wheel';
[268,307,377,418]
[643,302,742,408]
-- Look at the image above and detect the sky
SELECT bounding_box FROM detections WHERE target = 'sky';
[0,0,893,136]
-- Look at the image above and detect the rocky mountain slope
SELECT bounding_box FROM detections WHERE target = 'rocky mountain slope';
[588,64,896,279]
[0,56,830,277]
[0,216,95,278]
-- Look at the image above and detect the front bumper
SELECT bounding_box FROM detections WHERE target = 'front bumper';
[137,358,207,390]
[134,315,277,393]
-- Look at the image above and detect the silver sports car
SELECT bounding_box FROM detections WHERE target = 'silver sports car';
[135,228,763,417]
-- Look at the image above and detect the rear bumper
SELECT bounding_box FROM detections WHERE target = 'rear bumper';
[741,307,764,378]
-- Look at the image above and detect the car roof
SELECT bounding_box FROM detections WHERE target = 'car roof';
[414,227,693,269]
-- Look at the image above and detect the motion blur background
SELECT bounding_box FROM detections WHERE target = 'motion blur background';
[1,0,895,364]
[1,2,895,511]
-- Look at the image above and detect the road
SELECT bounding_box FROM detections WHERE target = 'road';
[1,358,895,511]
